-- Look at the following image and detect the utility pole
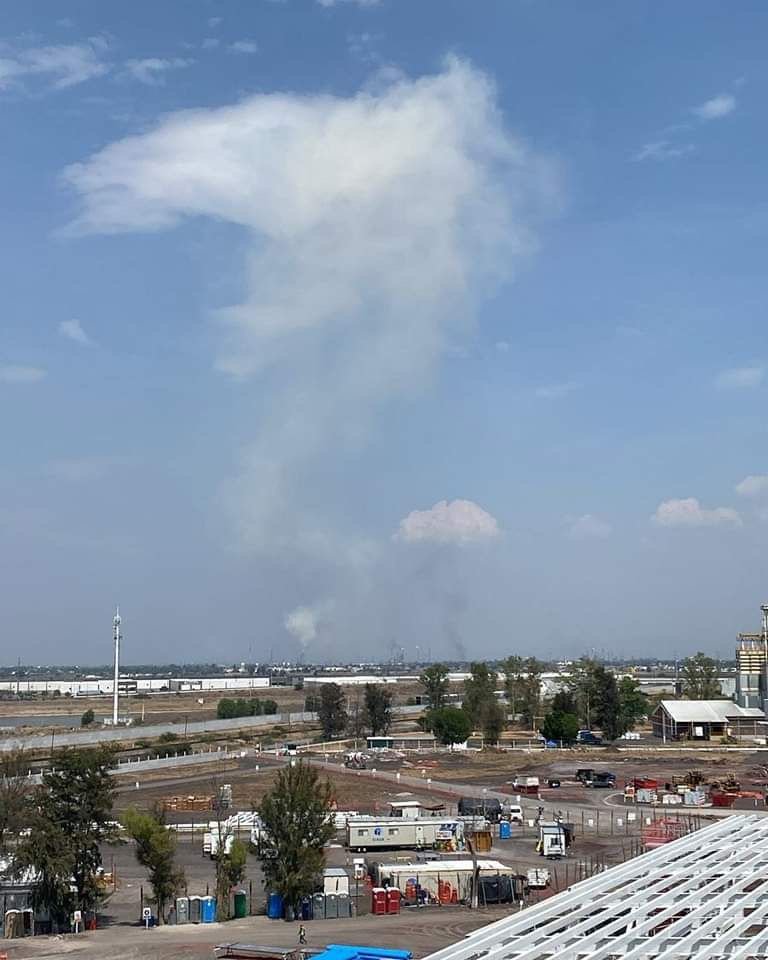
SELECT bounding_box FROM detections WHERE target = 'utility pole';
[112,608,121,726]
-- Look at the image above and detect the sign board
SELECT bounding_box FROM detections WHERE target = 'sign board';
[142,907,152,920]
[73,910,82,923]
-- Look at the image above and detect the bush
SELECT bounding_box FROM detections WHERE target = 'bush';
[80,709,95,727]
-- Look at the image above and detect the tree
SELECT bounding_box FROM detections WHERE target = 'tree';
[215,839,248,920]
[617,677,648,734]
[567,659,625,740]
[681,653,722,700]
[419,664,450,711]
[428,707,472,746]
[123,807,185,925]
[258,762,336,915]
[317,684,347,740]
[80,709,95,727]
[362,684,393,737]
[462,662,497,726]
[540,711,579,744]
[15,747,117,929]
[463,662,506,742]
[550,689,577,715]
[519,658,543,729]
[501,656,525,717]
[0,750,30,857]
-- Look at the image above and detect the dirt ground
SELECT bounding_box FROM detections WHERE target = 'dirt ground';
[1,906,505,960]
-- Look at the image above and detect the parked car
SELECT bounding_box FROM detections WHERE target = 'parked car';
[576,730,603,745]
[546,778,561,788]
[591,772,616,789]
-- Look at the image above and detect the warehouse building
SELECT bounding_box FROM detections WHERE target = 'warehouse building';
[651,699,766,741]
[424,815,768,960]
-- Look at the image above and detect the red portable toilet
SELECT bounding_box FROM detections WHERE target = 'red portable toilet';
[386,888,401,915]
[372,887,388,915]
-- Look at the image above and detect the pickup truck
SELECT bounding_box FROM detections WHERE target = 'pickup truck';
[576,730,603,745]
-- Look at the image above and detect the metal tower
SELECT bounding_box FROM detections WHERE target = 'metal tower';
[112,607,121,726]
[762,604,768,713]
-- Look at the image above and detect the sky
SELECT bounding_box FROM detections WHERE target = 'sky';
[2,0,768,665]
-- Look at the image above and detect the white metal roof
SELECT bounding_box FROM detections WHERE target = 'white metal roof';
[423,815,768,960]
[377,859,510,874]
[658,699,762,723]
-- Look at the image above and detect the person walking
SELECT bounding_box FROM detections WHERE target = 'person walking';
[298,924,307,946]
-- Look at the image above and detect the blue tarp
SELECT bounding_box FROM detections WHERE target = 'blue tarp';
[318,946,412,960]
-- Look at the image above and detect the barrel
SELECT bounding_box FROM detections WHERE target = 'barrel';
[267,892,284,920]
[234,891,248,919]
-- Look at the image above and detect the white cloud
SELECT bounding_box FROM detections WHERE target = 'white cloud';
[395,499,500,545]
[317,0,381,6]
[568,514,612,540]
[652,497,742,529]
[123,57,193,86]
[735,475,768,498]
[63,58,555,551]
[228,41,258,54]
[535,381,578,400]
[632,140,695,162]
[0,38,109,91]
[0,365,46,384]
[58,318,91,345]
[715,366,763,389]
[693,94,736,121]
[208,17,223,28]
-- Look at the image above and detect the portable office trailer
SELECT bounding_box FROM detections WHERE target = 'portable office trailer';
[346,817,464,851]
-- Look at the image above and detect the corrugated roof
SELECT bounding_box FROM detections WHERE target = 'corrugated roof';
[658,699,765,722]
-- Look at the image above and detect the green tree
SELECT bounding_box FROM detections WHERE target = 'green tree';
[317,683,347,740]
[567,657,602,727]
[501,656,525,717]
[80,709,95,727]
[419,664,450,710]
[217,698,236,720]
[617,677,648,734]
[123,807,185,925]
[427,707,473,746]
[462,662,497,726]
[15,747,117,928]
[258,762,336,914]
[550,689,577,715]
[519,658,543,729]
[681,653,722,700]
[463,662,506,742]
[0,751,30,857]
[215,838,249,920]
[591,666,622,740]
[362,684,393,737]
[540,711,579,744]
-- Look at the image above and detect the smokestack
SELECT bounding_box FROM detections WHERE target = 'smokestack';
[112,608,121,726]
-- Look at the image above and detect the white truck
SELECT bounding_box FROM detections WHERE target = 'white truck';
[346,816,465,852]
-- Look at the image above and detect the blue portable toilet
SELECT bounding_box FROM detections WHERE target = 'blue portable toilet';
[201,896,216,923]
[499,821,512,840]
[267,892,284,919]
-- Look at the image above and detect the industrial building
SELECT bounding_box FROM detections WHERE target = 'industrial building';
[651,699,766,741]
[424,816,768,960]
[736,604,768,709]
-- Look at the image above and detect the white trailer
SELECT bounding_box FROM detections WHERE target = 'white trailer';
[346,816,464,851]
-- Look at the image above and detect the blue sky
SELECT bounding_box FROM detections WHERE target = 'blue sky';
[2,0,767,664]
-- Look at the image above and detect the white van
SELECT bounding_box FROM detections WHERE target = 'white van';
[505,804,524,824]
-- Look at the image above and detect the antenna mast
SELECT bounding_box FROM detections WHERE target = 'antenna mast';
[112,607,121,725]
